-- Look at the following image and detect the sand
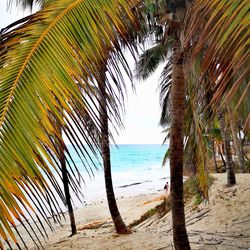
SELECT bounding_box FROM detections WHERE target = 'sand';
[16,173,250,249]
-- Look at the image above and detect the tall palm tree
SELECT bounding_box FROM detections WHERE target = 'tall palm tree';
[228,107,245,173]
[218,109,236,186]
[135,1,191,248]
[169,34,190,249]
[136,0,249,248]
[135,1,192,248]
[0,0,138,247]
[97,66,130,234]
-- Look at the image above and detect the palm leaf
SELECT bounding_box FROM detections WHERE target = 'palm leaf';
[8,0,47,9]
[0,0,139,247]
[135,40,173,80]
[159,57,172,126]
[184,0,250,127]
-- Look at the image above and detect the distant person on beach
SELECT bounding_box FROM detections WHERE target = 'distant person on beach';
[164,182,169,192]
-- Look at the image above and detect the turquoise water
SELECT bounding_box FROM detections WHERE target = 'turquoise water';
[110,144,168,172]
[67,144,168,176]
[18,144,170,223]
[66,144,170,204]
[39,144,170,210]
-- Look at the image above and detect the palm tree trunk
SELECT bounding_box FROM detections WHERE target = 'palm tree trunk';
[170,38,190,250]
[52,106,77,235]
[98,71,130,234]
[191,156,197,176]
[218,109,236,186]
[53,102,77,236]
[238,126,248,160]
[212,141,219,173]
[228,108,245,173]
[218,145,226,169]
[59,142,77,235]
[58,126,77,236]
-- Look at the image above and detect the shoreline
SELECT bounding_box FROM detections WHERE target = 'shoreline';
[75,174,169,206]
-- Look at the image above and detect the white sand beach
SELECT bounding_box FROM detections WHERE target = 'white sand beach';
[23,173,250,250]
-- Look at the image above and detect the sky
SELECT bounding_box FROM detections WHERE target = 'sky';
[0,1,166,144]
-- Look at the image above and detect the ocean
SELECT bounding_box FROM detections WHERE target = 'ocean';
[68,144,170,207]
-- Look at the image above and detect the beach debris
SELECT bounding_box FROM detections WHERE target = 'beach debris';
[78,221,108,230]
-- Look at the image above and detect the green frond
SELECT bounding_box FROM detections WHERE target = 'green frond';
[162,147,170,166]
[183,0,249,188]
[0,0,139,247]
[135,42,170,80]
[159,57,172,126]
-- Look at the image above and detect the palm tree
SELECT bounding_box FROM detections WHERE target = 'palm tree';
[53,110,77,235]
[135,1,191,248]
[7,0,142,238]
[218,109,236,186]
[212,140,218,173]
[97,66,130,234]
[227,81,249,173]
[207,126,223,173]
[136,0,249,248]
[185,0,249,183]
[184,0,249,127]
[228,107,245,173]
[1,0,248,249]
[0,0,138,247]
[169,35,190,249]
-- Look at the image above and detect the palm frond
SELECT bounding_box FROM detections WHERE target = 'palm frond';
[184,76,210,196]
[135,41,170,80]
[162,147,170,166]
[159,57,172,126]
[7,0,44,10]
[184,0,250,127]
[0,0,139,247]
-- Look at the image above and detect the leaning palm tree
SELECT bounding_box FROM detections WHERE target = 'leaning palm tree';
[97,65,130,233]
[52,108,77,235]
[0,0,139,247]
[9,0,88,237]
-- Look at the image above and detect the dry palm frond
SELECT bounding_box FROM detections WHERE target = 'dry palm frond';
[184,0,250,129]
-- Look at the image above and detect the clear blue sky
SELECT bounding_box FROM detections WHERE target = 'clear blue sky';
[0,1,166,144]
